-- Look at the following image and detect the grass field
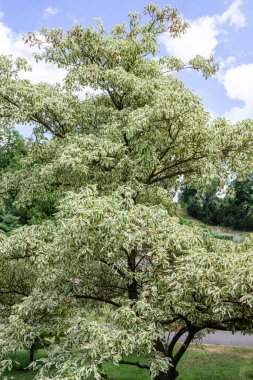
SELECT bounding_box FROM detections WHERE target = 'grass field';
[3,345,253,379]
[177,206,248,243]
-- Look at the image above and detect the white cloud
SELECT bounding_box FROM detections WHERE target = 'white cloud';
[43,7,59,17]
[160,0,249,122]
[160,0,246,61]
[0,13,66,137]
[0,12,65,84]
[223,55,236,68]
[217,0,246,29]
[160,16,219,61]
[221,64,253,121]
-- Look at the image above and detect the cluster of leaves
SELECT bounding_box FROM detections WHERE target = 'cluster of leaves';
[181,177,253,231]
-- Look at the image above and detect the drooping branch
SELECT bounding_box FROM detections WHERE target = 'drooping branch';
[8,250,43,260]
[74,294,121,308]
[0,289,29,297]
[203,316,253,330]
[0,92,64,138]
[119,360,150,370]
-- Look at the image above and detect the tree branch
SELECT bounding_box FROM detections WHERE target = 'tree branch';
[0,93,64,138]
[0,289,29,297]
[203,316,253,330]
[167,326,188,357]
[173,330,196,365]
[119,360,150,370]
[74,294,121,308]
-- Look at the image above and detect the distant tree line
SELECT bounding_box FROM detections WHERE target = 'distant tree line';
[180,177,253,231]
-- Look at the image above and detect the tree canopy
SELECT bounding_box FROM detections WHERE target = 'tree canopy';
[0,4,253,380]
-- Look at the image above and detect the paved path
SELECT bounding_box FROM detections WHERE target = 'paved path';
[199,331,253,347]
[178,331,253,347]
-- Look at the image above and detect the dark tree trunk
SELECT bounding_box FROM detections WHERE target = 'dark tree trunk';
[128,277,138,300]
[127,249,138,301]
[153,328,197,380]
[155,367,179,380]
[29,342,36,364]
[19,343,36,372]
[153,338,179,379]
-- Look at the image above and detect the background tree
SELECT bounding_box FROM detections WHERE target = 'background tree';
[181,176,253,231]
[0,4,252,380]
[0,126,26,233]
[0,125,57,233]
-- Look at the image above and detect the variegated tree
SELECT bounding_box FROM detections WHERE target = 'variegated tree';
[0,4,253,380]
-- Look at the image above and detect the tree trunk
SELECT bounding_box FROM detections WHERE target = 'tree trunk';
[127,249,138,301]
[19,342,36,372]
[153,328,196,380]
[153,338,179,380]
[128,278,138,300]
[29,342,35,363]
[155,367,179,380]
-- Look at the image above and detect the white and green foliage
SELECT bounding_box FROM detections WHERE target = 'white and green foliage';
[0,3,253,380]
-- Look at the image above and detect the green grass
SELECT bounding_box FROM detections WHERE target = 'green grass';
[3,345,253,379]
[178,207,248,243]
[177,345,253,380]
[3,350,47,379]
[104,361,149,380]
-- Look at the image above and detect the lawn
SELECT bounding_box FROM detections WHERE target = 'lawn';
[177,207,248,243]
[177,345,253,380]
[3,345,253,379]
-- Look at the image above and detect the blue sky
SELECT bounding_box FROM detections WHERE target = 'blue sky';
[0,0,252,136]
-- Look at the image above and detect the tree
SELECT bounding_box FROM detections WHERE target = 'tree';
[181,176,253,231]
[0,126,56,234]
[0,4,253,380]
[0,126,26,233]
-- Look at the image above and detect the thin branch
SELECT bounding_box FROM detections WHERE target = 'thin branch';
[0,93,64,138]
[0,289,29,297]
[119,360,150,370]
[203,316,253,330]
[148,154,204,183]
[148,168,195,185]
[98,258,126,278]
[74,294,121,308]
[9,254,37,260]
[159,316,181,326]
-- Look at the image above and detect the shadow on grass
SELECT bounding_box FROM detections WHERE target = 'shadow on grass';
[3,346,253,380]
